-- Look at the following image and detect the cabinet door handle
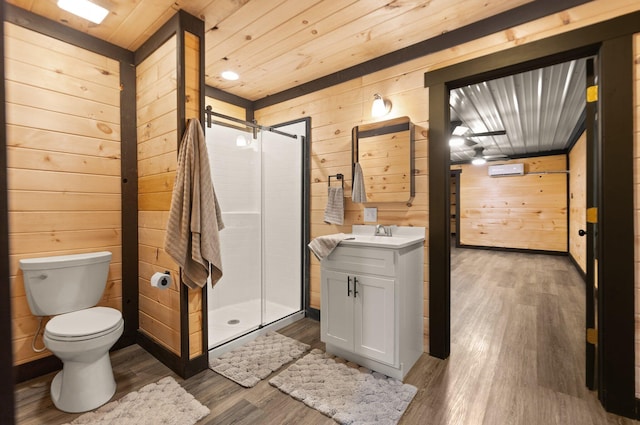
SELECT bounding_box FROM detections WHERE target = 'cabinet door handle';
[353,276,359,298]
[347,276,352,297]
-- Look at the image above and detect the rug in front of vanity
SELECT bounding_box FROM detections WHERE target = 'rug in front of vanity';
[269,349,418,425]
[62,376,209,425]
[209,331,310,387]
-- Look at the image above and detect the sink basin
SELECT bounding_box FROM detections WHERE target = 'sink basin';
[338,225,425,249]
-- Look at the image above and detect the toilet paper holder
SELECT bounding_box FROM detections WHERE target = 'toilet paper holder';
[150,271,172,290]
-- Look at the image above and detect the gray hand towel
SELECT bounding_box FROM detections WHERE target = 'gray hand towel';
[308,233,350,261]
[351,162,367,203]
[324,187,344,225]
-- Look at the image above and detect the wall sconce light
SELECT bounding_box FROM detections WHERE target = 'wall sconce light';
[371,93,391,117]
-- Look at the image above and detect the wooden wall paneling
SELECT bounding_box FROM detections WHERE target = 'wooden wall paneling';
[134,10,207,377]
[5,23,123,367]
[569,132,587,273]
[204,96,246,121]
[136,34,181,356]
[457,155,568,252]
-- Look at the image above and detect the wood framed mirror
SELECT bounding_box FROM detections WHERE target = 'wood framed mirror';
[352,116,414,203]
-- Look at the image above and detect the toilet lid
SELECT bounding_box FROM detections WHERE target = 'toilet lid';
[45,306,122,339]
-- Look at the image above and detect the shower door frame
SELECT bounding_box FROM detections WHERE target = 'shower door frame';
[202,111,311,351]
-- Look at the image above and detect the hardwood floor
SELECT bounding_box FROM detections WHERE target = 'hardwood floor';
[14,248,640,424]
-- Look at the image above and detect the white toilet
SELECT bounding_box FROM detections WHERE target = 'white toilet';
[19,251,124,413]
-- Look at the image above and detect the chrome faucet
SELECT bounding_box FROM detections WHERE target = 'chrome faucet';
[374,224,392,237]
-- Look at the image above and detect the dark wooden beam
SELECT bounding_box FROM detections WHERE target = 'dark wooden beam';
[428,82,451,359]
[598,34,635,417]
[0,1,16,423]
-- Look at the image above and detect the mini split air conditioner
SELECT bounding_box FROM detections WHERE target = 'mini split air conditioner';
[488,163,524,177]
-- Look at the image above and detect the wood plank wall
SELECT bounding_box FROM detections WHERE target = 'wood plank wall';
[205,96,247,121]
[184,31,203,360]
[452,156,568,252]
[5,22,122,366]
[633,31,640,399]
[569,132,587,272]
[254,1,640,354]
[136,34,181,355]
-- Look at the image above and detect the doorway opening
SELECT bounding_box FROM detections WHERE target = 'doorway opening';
[425,29,636,417]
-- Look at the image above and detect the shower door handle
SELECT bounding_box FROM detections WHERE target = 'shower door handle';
[347,276,353,297]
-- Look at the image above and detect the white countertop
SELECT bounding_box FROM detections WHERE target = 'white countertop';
[338,225,425,249]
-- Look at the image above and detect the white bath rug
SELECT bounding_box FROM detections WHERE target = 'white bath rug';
[209,331,310,387]
[61,376,209,425]
[269,349,418,425]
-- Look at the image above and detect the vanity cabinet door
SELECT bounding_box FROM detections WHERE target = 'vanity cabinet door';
[321,270,354,351]
[353,275,395,365]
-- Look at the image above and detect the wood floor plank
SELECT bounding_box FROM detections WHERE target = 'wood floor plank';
[13,247,640,424]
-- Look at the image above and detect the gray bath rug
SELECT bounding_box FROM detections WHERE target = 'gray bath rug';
[269,349,417,425]
[62,376,209,425]
[209,331,310,387]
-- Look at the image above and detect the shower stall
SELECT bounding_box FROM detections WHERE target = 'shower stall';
[204,110,307,354]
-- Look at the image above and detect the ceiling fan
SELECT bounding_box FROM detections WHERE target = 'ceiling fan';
[449,121,508,164]
[469,146,509,165]
[449,121,507,147]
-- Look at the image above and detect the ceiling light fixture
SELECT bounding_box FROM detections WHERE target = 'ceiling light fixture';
[57,0,109,24]
[471,157,486,165]
[449,136,465,147]
[371,93,391,117]
[451,125,469,136]
[221,71,239,81]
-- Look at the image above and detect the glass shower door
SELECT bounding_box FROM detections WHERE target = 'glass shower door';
[262,124,303,326]
[206,124,263,347]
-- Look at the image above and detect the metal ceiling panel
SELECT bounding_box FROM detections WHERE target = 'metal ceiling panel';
[450,58,587,163]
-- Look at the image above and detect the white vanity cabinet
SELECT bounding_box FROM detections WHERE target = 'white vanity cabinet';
[320,237,424,380]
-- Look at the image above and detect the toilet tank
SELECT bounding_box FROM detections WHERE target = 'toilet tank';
[19,251,112,316]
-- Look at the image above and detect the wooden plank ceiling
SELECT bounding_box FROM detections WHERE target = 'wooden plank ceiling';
[6,0,533,101]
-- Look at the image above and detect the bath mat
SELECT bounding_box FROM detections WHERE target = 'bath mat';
[269,349,417,425]
[209,331,310,387]
[62,376,209,425]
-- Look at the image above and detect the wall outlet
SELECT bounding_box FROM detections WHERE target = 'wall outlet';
[364,207,377,223]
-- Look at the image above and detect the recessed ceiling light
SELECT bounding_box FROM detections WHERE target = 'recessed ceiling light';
[221,71,239,81]
[57,0,109,24]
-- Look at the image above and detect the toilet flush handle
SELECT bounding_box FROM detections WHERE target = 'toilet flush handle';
[38,273,47,280]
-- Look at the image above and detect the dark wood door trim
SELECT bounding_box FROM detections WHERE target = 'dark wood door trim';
[426,12,638,419]
[0,1,15,423]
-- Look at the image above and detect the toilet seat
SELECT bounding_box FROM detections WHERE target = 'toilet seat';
[45,306,123,342]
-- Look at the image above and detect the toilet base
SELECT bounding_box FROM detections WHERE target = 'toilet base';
[50,352,117,413]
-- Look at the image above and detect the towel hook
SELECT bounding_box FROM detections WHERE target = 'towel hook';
[328,173,344,190]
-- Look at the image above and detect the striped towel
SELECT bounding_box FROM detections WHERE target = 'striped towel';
[351,162,367,203]
[324,187,344,225]
[308,233,350,261]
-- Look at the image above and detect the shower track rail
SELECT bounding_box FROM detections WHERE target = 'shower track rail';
[204,106,298,139]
